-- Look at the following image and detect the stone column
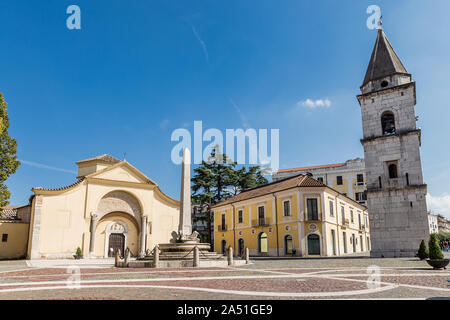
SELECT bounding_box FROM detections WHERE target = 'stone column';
[245,247,250,264]
[227,246,234,266]
[139,216,147,258]
[124,248,131,267]
[153,245,160,268]
[89,212,99,258]
[193,246,199,267]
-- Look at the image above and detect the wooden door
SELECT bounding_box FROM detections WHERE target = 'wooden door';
[108,233,125,257]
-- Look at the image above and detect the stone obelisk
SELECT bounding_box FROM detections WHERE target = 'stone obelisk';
[178,148,193,240]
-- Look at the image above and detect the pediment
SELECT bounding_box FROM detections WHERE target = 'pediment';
[89,162,156,185]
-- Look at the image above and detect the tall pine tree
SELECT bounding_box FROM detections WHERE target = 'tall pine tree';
[0,93,20,207]
[191,146,268,246]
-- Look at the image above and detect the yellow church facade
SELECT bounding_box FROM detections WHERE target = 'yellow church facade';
[213,175,370,257]
[23,154,180,259]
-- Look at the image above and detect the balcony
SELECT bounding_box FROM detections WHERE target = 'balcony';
[344,218,350,226]
[217,225,227,231]
[355,181,366,187]
[252,218,271,227]
[306,216,321,222]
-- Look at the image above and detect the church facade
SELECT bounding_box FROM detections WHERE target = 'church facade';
[23,154,179,259]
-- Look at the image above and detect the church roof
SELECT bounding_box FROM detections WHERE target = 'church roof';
[362,28,409,87]
[76,154,121,165]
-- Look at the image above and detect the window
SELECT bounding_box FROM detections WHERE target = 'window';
[336,176,343,185]
[358,214,362,229]
[381,111,396,135]
[1,234,7,242]
[285,235,293,254]
[365,216,368,227]
[350,210,354,223]
[317,177,324,183]
[355,192,367,202]
[329,200,334,217]
[307,198,319,221]
[238,210,243,224]
[221,214,226,229]
[283,200,291,217]
[357,174,364,183]
[381,80,389,88]
[258,206,265,221]
[341,206,345,224]
[406,173,409,186]
[388,163,398,179]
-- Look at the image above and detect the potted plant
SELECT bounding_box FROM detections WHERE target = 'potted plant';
[417,239,428,260]
[426,233,449,270]
[74,247,82,260]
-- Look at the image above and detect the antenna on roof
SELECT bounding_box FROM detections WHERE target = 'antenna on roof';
[123,152,127,161]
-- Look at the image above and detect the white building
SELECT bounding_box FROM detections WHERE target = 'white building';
[428,213,439,234]
[273,158,367,206]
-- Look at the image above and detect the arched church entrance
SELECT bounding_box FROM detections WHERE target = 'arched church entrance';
[90,190,145,258]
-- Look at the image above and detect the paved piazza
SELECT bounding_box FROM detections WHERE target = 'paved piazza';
[0,256,449,300]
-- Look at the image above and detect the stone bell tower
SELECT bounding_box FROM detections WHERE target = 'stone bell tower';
[357,24,429,257]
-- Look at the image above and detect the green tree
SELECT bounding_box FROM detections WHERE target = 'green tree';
[417,239,428,260]
[428,233,444,260]
[0,93,20,207]
[191,147,269,246]
[437,231,450,242]
[230,165,269,195]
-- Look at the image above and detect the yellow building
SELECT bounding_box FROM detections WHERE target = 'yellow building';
[0,154,180,260]
[213,174,370,257]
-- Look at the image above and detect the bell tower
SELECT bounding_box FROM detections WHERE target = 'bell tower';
[357,25,429,257]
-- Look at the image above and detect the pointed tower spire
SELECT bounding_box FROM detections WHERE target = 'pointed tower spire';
[362,27,409,88]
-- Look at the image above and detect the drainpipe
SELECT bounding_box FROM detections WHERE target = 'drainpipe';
[272,193,280,257]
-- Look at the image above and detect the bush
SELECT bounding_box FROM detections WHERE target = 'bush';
[417,240,428,260]
[75,247,82,257]
[428,233,444,260]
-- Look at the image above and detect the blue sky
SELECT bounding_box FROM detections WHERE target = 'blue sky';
[1,1,450,217]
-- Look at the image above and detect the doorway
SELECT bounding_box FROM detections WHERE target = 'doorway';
[307,234,320,255]
[238,238,244,257]
[108,233,125,257]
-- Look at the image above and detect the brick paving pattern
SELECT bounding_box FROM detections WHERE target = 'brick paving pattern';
[0,257,448,299]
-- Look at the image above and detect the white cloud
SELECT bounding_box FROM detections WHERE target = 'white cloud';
[159,119,170,130]
[191,25,209,64]
[299,98,331,109]
[19,160,77,174]
[229,98,249,128]
[427,193,450,220]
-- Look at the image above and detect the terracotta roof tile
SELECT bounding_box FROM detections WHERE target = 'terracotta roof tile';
[33,177,86,192]
[277,163,345,173]
[213,174,325,208]
[76,154,121,164]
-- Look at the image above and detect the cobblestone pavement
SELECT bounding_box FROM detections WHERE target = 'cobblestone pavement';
[0,257,448,300]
